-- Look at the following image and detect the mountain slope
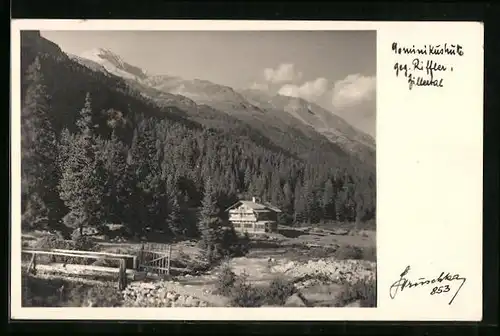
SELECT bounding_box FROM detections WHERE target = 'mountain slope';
[242,89,375,149]
[240,89,375,161]
[143,74,376,163]
[20,31,376,227]
[142,75,361,166]
[69,50,365,168]
[79,48,148,80]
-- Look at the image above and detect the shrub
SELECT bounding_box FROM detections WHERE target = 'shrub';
[72,234,97,251]
[335,276,376,307]
[83,283,124,307]
[362,246,377,262]
[264,276,296,306]
[238,232,251,256]
[22,274,124,307]
[202,227,252,268]
[31,233,97,265]
[215,262,237,296]
[219,227,250,258]
[334,245,363,260]
[33,234,73,251]
[229,280,265,307]
[227,272,296,307]
[178,247,190,261]
[294,272,332,285]
[22,274,64,307]
[32,235,74,264]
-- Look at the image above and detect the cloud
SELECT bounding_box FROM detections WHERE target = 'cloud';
[278,77,329,101]
[250,82,270,91]
[263,63,303,84]
[331,74,376,109]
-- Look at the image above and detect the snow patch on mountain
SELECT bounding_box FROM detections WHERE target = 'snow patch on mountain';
[79,48,148,80]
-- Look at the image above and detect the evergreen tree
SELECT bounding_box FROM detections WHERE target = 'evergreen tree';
[335,185,347,222]
[166,175,183,237]
[58,93,106,235]
[180,192,198,238]
[279,181,294,225]
[101,129,131,224]
[322,179,335,221]
[270,173,283,206]
[293,181,307,225]
[128,120,166,233]
[21,57,66,232]
[57,128,74,173]
[308,188,322,224]
[199,177,223,261]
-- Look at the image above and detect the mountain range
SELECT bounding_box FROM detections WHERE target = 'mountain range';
[66,46,375,164]
[21,31,375,171]
[20,30,377,227]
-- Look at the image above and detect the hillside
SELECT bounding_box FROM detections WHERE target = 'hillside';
[20,31,376,239]
[73,48,375,166]
[240,89,376,162]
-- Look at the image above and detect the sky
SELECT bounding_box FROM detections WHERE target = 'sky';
[41,30,376,137]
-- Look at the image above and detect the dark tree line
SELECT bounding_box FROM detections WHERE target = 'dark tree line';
[21,52,375,245]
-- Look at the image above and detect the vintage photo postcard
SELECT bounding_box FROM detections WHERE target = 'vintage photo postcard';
[10,20,483,321]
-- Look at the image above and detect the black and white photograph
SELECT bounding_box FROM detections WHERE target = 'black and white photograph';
[19,28,377,309]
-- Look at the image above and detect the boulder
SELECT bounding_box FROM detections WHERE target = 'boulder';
[284,293,308,307]
[166,292,177,301]
[345,300,362,307]
[140,283,157,290]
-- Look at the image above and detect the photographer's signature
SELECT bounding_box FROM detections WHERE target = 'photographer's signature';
[389,266,467,305]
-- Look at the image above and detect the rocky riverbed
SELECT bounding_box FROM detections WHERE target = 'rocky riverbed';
[121,281,211,307]
[272,258,376,285]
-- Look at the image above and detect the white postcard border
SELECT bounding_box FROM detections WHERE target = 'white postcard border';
[10,19,484,321]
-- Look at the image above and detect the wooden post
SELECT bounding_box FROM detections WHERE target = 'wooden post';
[118,259,127,290]
[163,245,170,275]
[26,254,35,275]
[32,253,37,275]
[167,245,172,275]
[139,243,144,271]
[132,256,138,270]
[160,250,164,275]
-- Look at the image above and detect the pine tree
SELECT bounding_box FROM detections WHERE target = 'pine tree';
[280,181,294,225]
[128,120,166,233]
[302,179,317,224]
[199,177,223,261]
[270,173,283,206]
[322,179,335,221]
[21,57,65,232]
[293,181,307,225]
[335,186,347,222]
[180,192,197,238]
[101,129,131,224]
[58,93,106,235]
[166,176,183,237]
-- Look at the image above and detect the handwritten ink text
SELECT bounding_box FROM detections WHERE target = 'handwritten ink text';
[391,42,463,90]
[389,265,467,305]
[392,43,464,57]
